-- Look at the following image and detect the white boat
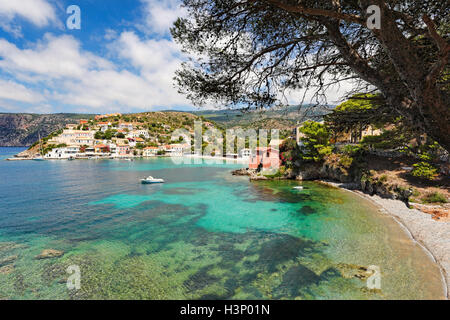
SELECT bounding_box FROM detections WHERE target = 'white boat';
[141,176,165,184]
[293,186,304,190]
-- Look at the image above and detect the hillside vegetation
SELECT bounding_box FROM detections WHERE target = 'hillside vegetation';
[0,113,95,147]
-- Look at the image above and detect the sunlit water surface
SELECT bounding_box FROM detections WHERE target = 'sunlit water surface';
[0,147,445,299]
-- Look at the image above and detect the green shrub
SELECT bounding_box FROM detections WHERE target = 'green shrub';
[263,171,283,179]
[411,162,438,181]
[338,154,353,168]
[379,174,388,183]
[423,192,448,204]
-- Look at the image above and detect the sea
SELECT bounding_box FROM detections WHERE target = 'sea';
[0,147,445,299]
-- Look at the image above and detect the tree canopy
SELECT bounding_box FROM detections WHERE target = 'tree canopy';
[172,0,450,151]
[298,120,332,162]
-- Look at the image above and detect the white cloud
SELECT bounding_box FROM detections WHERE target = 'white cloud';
[0,32,188,112]
[0,79,44,103]
[58,31,188,111]
[141,0,186,35]
[0,0,58,36]
[0,34,113,81]
[113,31,181,71]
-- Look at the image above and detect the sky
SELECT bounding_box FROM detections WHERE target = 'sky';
[0,0,351,114]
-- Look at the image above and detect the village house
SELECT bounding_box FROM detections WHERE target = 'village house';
[127,138,137,148]
[66,124,77,130]
[94,144,110,154]
[97,122,111,132]
[128,130,150,139]
[112,138,128,145]
[249,147,281,172]
[134,137,145,144]
[143,147,158,157]
[108,143,117,154]
[239,148,253,159]
[84,146,96,156]
[73,137,95,146]
[49,129,95,146]
[116,144,130,156]
[45,146,80,159]
[118,122,134,131]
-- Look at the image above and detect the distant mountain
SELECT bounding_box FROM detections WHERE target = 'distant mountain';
[191,105,332,128]
[0,105,332,147]
[0,113,95,147]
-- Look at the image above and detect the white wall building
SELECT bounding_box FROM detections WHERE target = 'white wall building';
[49,129,95,146]
[45,146,80,159]
[239,148,252,159]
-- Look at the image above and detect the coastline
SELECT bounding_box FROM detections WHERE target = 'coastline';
[5,153,250,164]
[319,180,450,299]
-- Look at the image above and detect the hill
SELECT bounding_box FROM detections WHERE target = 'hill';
[1,105,331,147]
[0,113,95,147]
[192,104,331,129]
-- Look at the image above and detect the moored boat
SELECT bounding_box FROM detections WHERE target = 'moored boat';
[141,176,164,184]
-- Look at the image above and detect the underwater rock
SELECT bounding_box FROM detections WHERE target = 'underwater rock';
[277,265,321,295]
[183,266,220,292]
[35,249,64,260]
[0,242,25,252]
[0,264,14,275]
[257,235,316,272]
[0,255,18,267]
[336,263,375,281]
[298,206,317,215]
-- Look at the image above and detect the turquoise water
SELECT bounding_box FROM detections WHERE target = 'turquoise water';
[0,147,445,299]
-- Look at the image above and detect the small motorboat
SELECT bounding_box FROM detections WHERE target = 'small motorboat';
[293,186,304,190]
[141,176,165,184]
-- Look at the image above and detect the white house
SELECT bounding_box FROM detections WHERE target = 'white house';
[45,146,80,159]
[143,147,158,157]
[165,143,190,156]
[97,122,111,132]
[49,129,95,146]
[239,148,253,159]
[118,122,134,131]
[129,130,150,139]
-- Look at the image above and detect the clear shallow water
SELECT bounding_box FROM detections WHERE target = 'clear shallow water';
[0,147,445,299]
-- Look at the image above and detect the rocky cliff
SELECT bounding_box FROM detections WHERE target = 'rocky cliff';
[0,113,94,147]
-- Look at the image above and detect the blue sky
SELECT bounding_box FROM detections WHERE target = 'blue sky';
[0,0,350,114]
[0,0,193,114]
